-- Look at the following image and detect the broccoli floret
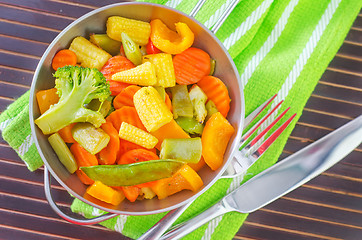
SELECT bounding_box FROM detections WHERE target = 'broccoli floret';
[35,66,111,135]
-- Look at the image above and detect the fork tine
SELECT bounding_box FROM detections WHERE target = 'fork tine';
[243,94,277,129]
[251,113,297,158]
[229,112,296,178]
[240,99,283,145]
[223,97,296,179]
[248,107,291,147]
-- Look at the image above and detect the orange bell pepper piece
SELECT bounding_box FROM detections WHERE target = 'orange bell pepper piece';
[188,156,206,172]
[150,119,190,150]
[36,88,59,114]
[151,164,203,200]
[86,181,125,206]
[201,112,235,170]
[150,19,194,55]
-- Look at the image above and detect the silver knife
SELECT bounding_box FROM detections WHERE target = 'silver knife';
[160,115,362,240]
[137,95,279,240]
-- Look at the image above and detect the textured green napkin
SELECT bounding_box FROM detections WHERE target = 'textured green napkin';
[0,0,360,239]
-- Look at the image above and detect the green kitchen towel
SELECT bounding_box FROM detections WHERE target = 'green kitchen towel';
[0,0,360,239]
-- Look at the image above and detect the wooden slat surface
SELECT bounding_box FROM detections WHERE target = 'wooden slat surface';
[0,1,361,239]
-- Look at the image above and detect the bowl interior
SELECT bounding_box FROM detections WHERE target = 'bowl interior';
[29,2,245,215]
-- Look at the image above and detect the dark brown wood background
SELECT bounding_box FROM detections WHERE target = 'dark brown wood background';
[0,1,361,239]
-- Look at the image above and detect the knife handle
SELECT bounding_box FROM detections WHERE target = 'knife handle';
[160,200,231,240]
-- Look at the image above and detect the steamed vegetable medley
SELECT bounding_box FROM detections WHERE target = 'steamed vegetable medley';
[35,16,235,206]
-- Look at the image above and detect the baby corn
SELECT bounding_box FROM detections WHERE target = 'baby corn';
[111,62,157,86]
[119,122,158,149]
[133,87,173,132]
[107,16,151,46]
[143,53,176,88]
[69,36,111,70]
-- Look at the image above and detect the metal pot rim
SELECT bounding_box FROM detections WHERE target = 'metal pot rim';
[29,2,245,216]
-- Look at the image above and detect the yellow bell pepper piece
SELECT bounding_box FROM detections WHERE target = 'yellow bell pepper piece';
[151,164,203,200]
[201,112,235,170]
[86,181,125,206]
[150,19,194,55]
[36,88,59,114]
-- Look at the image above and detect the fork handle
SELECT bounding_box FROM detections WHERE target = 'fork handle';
[137,201,191,240]
[160,200,232,240]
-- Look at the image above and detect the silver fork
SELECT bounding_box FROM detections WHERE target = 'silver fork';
[138,94,296,240]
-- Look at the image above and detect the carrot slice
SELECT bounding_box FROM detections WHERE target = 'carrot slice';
[101,55,135,80]
[106,106,146,132]
[70,143,98,185]
[52,49,77,71]
[117,148,159,165]
[197,75,231,117]
[108,80,131,96]
[57,123,76,143]
[97,122,120,165]
[173,47,210,85]
[119,186,140,203]
[76,171,94,185]
[118,139,157,159]
[113,85,141,109]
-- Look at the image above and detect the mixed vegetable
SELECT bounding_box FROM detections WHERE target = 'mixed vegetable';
[35,16,235,205]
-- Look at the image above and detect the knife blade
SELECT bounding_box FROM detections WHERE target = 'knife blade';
[161,115,362,240]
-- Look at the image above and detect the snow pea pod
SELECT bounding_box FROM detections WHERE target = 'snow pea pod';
[81,160,184,186]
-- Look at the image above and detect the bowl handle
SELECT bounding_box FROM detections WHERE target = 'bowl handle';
[44,166,119,225]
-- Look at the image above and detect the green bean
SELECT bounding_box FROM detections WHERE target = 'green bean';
[160,138,202,164]
[48,133,78,173]
[121,32,142,65]
[175,116,204,135]
[209,59,216,75]
[205,100,219,121]
[154,86,166,101]
[89,34,122,56]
